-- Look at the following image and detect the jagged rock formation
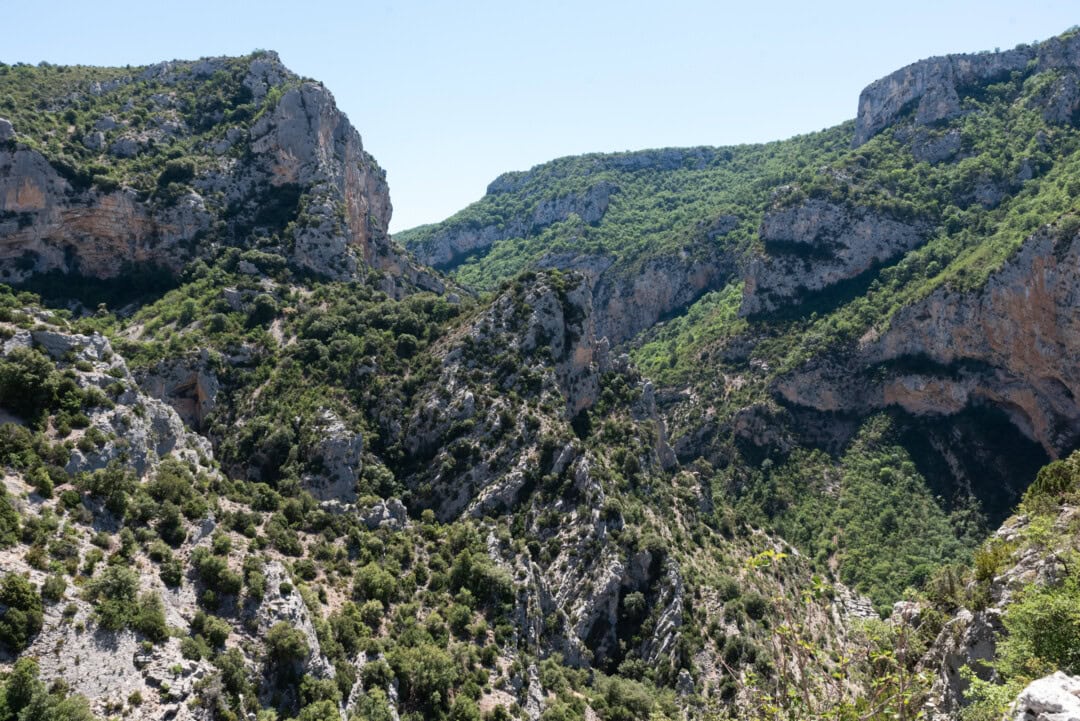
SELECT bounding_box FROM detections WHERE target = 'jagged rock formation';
[921,607,1003,714]
[538,249,735,345]
[853,30,1080,146]
[400,271,615,519]
[136,350,221,431]
[0,53,440,293]
[299,409,363,503]
[741,197,930,315]
[775,221,1080,456]
[2,326,213,477]
[913,454,1080,719]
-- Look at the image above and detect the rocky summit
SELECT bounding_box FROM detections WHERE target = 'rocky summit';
[3,26,1080,721]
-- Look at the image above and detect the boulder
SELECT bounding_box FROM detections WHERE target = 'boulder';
[359,498,408,531]
[1012,672,1080,721]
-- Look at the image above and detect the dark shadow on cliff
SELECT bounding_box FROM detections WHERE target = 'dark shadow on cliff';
[14,263,179,314]
[896,403,1050,527]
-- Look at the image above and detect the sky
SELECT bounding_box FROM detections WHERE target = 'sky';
[5,1,1078,232]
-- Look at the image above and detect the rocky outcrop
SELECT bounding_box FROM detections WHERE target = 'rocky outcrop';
[409,181,619,270]
[25,595,215,721]
[255,562,335,683]
[1010,672,1080,721]
[741,198,930,315]
[592,251,733,344]
[922,608,1002,714]
[0,53,432,291]
[921,500,1079,718]
[0,319,227,720]
[402,272,614,518]
[300,409,363,503]
[903,127,963,164]
[533,216,738,346]
[0,147,211,282]
[2,326,213,477]
[358,497,408,530]
[853,30,1080,146]
[136,349,221,430]
[775,221,1080,456]
[245,81,393,278]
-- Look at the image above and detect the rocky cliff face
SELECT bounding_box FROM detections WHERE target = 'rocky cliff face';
[741,197,930,316]
[243,80,394,278]
[537,245,735,346]
[853,30,1080,146]
[775,221,1080,457]
[0,53,436,292]
[399,271,615,519]
[0,147,211,281]
[136,350,220,431]
[410,181,619,270]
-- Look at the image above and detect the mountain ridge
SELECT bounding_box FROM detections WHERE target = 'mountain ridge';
[1,26,1080,721]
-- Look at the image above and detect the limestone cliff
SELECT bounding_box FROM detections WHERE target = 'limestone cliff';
[741,197,930,316]
[535,244,735,345]
[0,147,211,281]
[0,53,437,292]
[853,30,1080,146]
[775,220,1080,456]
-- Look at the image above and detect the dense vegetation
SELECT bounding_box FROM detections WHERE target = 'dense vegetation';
[398,31,1080,625]
[0,55,280,198]
[399,131,851,292]
[2,27,1080,721]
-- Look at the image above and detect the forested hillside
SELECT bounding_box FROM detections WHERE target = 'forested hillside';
[1,25,1080,721]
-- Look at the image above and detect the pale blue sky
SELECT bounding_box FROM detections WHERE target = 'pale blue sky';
[6,1,1078,231]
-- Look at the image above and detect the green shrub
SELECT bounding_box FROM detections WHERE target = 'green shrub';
[716,575,741,602]
[999,573,1080,676]
[190,547,243,597]
[191,611,231,648]
[41,574,66,603]
[387,643,458,715]
[157,158,195,186]
[0,347,59,421]
[0,573,43,651]
[86,565,139,631]
[353,562,398,607]
[265,621,309,679]
[1023,454,1080,510]
[742,592,769,621]
[133,592,168,642]
[0,489,18,546]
